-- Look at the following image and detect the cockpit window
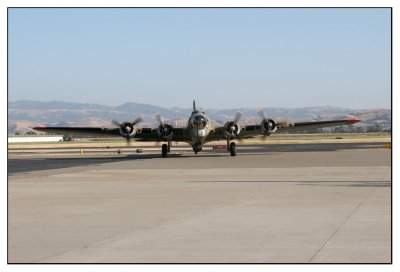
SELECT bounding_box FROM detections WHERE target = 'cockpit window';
[192,115,207,129]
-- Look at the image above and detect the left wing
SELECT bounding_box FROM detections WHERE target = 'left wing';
[273,119,360,133]
[206,118,360,141]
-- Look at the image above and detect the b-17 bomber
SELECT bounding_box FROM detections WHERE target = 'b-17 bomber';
[34,101,360,157]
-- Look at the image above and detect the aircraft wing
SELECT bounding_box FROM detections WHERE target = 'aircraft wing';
[33,126,192,142]
[274,119,360,133]
[33,126,121,137]
[241,118,360,137]
[207,118,360,141]
[133,127,191,142]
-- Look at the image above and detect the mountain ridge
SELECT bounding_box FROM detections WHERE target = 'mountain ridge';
[8,100,391,135]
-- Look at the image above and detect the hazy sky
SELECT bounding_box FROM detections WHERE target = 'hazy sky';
[8,8,391,109]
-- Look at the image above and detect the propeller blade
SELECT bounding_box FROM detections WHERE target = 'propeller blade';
[234,111,243,124]
[258,109,271,141]
[111,119,121,127]
[132,116,143,126]
[155,113,163,125]
[257,109,266,120]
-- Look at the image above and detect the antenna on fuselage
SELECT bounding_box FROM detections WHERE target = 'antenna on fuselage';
[193,100,196,111]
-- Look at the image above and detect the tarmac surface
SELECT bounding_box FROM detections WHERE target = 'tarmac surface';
[8,142,391,263]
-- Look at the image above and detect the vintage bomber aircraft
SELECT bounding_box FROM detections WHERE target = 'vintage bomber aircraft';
[33,101,360,157]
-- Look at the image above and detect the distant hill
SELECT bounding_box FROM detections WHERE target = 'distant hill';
[9,100,111,110]
[350,109,391,124]
[8,100,391,135]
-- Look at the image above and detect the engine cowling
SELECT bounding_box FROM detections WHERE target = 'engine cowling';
[157,124,174,141]
[223,121,241,138]
[261,119,277,136]
[118,122,137,138]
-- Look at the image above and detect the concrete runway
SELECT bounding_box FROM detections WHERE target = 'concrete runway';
[8,142,391,263]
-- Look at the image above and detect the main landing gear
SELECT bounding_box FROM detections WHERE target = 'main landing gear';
[161,141,172,158]
[162,141,237,157]
[227,140,237,156]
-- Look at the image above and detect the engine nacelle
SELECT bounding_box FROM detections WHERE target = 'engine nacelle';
[261,119,277,136]
[118,122,137,138]
[157,124,174,141]
[223,121,241,138]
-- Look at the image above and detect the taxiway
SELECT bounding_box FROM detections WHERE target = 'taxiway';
[8,142,391,263]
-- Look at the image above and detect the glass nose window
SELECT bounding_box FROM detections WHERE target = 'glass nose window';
[192,115,207,129]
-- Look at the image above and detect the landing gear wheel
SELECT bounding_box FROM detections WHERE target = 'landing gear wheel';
[162,144,168,158]
[230,142,237,156]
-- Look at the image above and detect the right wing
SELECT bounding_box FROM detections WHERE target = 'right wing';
[33,126,121,137]
[33,126,192,142]
[134,127,191,142]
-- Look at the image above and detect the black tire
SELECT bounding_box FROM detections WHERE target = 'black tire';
[162,144,168,158]
[230,142,237,156]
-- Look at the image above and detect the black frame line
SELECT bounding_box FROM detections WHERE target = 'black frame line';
[6,6,393,265]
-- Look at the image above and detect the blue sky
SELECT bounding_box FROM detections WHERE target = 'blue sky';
[8,8,391,109]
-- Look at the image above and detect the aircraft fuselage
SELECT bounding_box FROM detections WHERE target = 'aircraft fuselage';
[186,109,212,152]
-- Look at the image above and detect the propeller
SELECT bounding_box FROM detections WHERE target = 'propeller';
[155,113,164,126]
[257,108,267,120]
[257,108,277,137]
[155,113,174,140]
[111,116,143,128]
[224,111,243,139]
[111,116,143,144]
[111,119,120,127]
[258,108,293,129]
[132,116,144,126]
[233,111,243,124]
[257,109,269,140]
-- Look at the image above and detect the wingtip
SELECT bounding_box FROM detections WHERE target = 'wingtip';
[346,119,361,125]
[33,126,47,130]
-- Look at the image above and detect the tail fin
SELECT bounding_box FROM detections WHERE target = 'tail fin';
[193,100,196,111]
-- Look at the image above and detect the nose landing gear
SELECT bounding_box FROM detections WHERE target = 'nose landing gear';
[192,145,202,155]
